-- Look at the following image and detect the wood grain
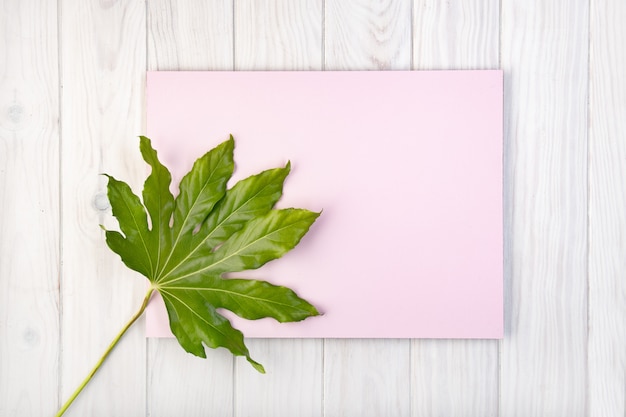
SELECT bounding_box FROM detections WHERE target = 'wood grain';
[235,339,323,417]
[413,0,499,70]
[233,2,324,415]
[588,0,626,415]
[500,0,589,415]
[148,0,234,71]
[146,1,236,414]
[0,0,60,415]
[147,339,234,417]
[412,340,499,417]
[325,0,412,70]
[324,339,411,417]
[234,0,322,70]
[59,0,147,415]
[410,2,500,416]
[323,2,412,415]
[4,1,626,415]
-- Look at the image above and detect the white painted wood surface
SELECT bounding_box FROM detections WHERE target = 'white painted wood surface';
[146,3,235,415]
[411,2,500,416]
[1,1,625,416]
[588,0,626,415]
[233,3,325,416]
[59,0,147,415]
[323,2,413,416]
[0,1,59,416]
[500,1,589,415]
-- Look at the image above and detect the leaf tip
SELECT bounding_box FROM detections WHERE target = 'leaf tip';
[138,135,156,159]
[226,135,235,151]
[223,134,235,149]
[308,209,323,223]
[248,357,266,374]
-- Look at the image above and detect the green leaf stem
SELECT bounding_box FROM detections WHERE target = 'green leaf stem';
[57,136,319,416]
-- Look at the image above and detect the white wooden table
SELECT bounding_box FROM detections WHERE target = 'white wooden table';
[1,1,624,416]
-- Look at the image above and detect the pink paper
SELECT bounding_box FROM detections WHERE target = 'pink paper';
[145,70,503,338]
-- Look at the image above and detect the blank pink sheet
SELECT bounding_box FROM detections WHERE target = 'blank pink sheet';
[145,70,503,339]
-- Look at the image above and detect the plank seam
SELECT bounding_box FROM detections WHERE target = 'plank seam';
[498,0,502,69]
[585,0,592,415]
[321,338,325,417]
[232,3,237,415]
[232,0,237,71]
[321,0,325,71]
[410,0,414,70]
[408,339,413,417]
[233,357,237,417]
[498,340,502,417]
[57,0,64,410]
[144,2,149,416]
[145,0,148,73]
[498,3,503,416]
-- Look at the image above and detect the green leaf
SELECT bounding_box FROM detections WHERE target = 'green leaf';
[104,174,154,277]
[139,136,175,274]
[103,136,319,371]
[163,277,319,322]
[190,163,291,257]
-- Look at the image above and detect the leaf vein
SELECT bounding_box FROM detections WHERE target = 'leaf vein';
[159,173,223,278]
[160,289,232,341]
[158,180,277,281]
[162,286,304,311]
[119,194,155,278]
[160,217,306,286]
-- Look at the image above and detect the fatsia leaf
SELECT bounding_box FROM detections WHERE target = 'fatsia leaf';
[103,136,320,372]
[104,174,153,277]
[139,135,174,274]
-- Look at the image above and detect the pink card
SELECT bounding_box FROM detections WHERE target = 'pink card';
[145,70,503,339]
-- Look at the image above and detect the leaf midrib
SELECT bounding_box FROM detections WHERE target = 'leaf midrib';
[161,289,234,343]
[119,190,155,278]
[161,285,309,313]
[151,170,169,279]
[159,216,306,286]
[157,180,279,282]
[157,172,223,278]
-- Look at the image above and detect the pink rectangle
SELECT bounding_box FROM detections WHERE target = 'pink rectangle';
[145,70,503,338]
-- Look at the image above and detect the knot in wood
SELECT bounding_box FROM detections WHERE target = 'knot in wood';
[22,327,40,348]
[93,192,111,211]
[7,104,24,124]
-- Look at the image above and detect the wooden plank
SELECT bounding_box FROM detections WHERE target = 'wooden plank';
[146,2,235,416]
[500,1,589,415]
[59,0,147,415]
[324,339,411,416]
[148,0,233,71]
[235,339,323,417]
[234,0,322,70]
[413,0,499,70]
[412,340,498,417]
[325,0,411,70]
[410,2,500,416]
[233,2,324,416]
[588,0,626,415]
[147,339,234,417]
[323,2,411,415]
[0,0,60,415]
